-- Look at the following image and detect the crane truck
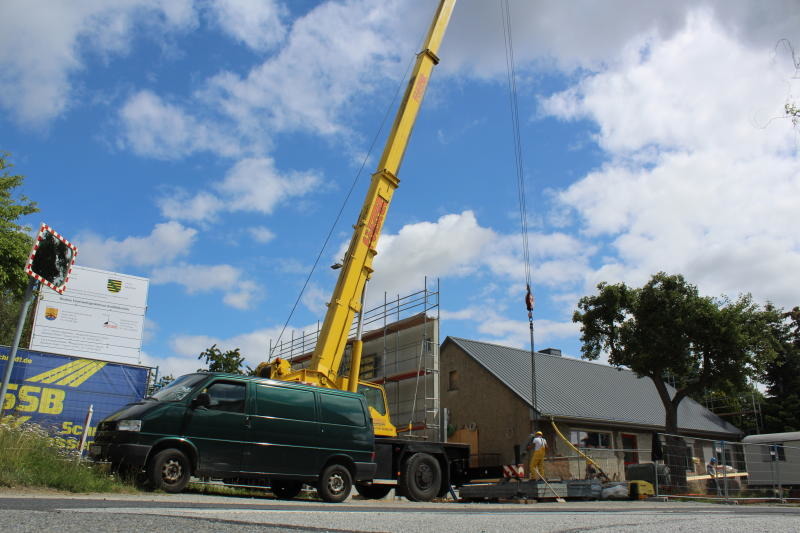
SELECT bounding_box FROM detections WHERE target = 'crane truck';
[254,0,471,501]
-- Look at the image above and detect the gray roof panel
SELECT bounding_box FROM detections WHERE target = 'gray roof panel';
[445,336,740,437]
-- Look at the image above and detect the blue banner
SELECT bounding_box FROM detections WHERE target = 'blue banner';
[0,346,150,448]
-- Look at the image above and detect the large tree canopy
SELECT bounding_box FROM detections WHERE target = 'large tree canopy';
[573,272,777,435]
[198,344,246,374]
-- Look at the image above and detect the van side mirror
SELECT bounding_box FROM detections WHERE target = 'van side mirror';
[192,392,211,409]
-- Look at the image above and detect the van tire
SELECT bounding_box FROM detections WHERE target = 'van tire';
[317,464,352,503]
[399,452,441,502]
[147,448,191,493]
[271,480,303,499]
[355,483,392,499]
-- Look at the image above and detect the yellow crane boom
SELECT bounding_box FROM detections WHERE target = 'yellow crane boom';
[258,0,456,437]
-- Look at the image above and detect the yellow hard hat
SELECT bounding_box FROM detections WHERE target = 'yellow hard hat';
[535,431,543,436]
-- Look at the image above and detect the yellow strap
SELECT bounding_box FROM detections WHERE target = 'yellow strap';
[549,417,610,481]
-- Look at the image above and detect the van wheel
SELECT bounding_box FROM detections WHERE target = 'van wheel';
[355,483,392,499]
[147,449,191,493]
[399,452,441,502]
[271,480,303,499]
[317,464,352,503]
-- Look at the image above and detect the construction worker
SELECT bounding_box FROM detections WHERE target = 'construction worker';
[527,430,548,480]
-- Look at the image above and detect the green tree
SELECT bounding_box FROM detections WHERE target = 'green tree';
[760,306,800,433]
[573,273,777,486]
[198,344,246,374]
[0,153,39,346]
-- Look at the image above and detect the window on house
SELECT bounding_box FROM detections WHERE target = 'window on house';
[763,444,786,462]
[448,370,459,391]
[570,430,612,449]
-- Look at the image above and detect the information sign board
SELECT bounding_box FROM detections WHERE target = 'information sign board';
[29,266,149,365]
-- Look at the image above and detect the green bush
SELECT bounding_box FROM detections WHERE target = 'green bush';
[0,418,131,493]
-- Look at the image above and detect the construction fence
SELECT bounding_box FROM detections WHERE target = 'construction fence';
[533,433,799,502]
[650,433,799,502]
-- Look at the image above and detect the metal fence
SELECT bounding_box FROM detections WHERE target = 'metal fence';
[527,434,798,502]
[635,433,798,502]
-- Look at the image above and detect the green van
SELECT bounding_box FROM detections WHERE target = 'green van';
[89,373,377,502]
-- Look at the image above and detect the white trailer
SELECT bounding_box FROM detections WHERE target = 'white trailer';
[741,431,800,488]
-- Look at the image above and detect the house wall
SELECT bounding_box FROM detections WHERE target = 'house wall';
[440,342,531,465]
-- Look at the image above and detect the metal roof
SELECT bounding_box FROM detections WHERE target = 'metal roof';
[444,336,741,438]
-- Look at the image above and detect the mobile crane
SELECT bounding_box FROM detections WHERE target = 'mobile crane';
[255,0,471,501]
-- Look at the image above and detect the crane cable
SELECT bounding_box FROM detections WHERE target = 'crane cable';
[501,0,537,412]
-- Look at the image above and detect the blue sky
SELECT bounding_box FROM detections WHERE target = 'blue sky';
[2,0,799,377]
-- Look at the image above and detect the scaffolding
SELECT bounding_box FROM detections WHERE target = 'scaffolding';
[267,278,441,440]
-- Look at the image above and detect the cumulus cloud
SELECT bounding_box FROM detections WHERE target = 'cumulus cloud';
[206,0,286,51]
[248,226,276,244]
[150,263,263,309]
[118,90,243,159]
[158,157,321,223]
[0,0,195,126]
[539,10,800,308]
[76,221,198,271]
[441,0,800,77]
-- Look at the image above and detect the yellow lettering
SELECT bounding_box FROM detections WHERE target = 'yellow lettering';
[17,386,40,412]
[60,421,73,435]
[2,383,18,410]
[72,424,83,435]
[88,426,96,437]
[39,388,65,414]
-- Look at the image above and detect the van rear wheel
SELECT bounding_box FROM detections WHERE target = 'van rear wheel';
[147,448,191,493]
[317,464,352,503]
[271,480,303,499]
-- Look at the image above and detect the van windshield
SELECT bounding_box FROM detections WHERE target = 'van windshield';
[150,374,208,402]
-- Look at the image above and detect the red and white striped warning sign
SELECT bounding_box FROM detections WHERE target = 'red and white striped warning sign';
[502,464,525,478]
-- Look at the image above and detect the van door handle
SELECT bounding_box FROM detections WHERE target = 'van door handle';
[244,416,251,429]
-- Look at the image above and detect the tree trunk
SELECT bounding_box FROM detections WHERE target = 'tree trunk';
[663,404,688,491]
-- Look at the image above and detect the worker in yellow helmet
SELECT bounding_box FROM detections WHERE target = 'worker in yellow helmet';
[526,430,548,480]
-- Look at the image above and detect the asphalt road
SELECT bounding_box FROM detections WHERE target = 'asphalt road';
[1,490,798,532]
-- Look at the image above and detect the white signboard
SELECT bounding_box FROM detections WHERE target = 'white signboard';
[29,265,149,365]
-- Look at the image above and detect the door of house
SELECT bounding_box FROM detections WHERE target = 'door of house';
[621,433,639,465]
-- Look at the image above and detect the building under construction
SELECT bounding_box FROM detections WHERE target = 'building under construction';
[268,280,442,441]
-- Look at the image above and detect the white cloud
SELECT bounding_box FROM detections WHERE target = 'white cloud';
[76,221,197,271]
[169,323,316,370]
[158,157,321,223]
[442,306,580,351]
[207,0,286,51]
[540,10,800,308]
[150,263,263,309]
[0,0,195,126]
[441,0,799,78]
[248,226,276,244]
[118,90,242,159]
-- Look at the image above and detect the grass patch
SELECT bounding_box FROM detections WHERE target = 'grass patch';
[0,418,132,493]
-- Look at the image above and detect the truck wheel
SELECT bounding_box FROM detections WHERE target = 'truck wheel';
[317,464,352,503]
[400,452,441,502]
[147,448,191,493]
[271,480,303,499]
[355,483,392,499]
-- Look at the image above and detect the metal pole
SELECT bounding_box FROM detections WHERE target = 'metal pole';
[0,279,37,414]
[78,404,94,458]
[722,441,729,502]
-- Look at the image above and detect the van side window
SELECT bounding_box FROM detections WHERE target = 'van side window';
[205,381,246,413]
[256,385,315,421]
[320,394,365,427]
